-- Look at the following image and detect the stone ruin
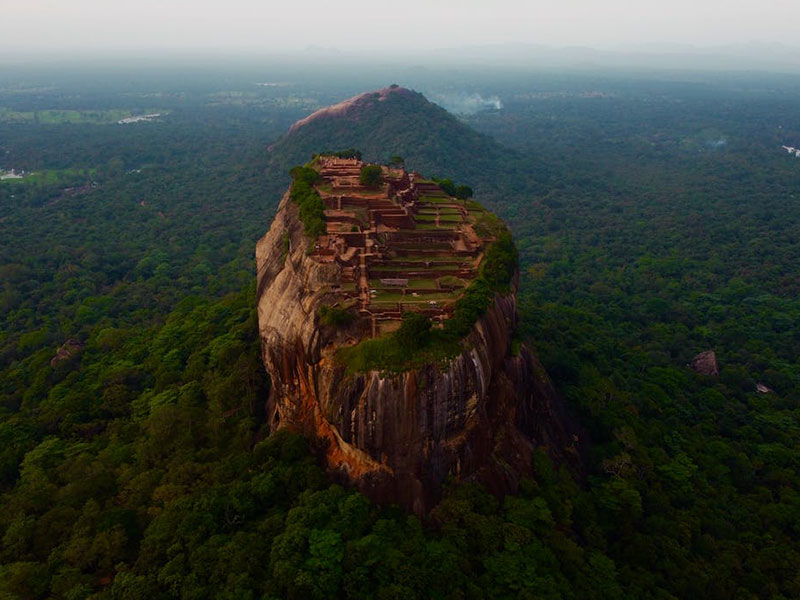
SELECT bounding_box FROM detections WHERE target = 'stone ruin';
[306,155,495,337]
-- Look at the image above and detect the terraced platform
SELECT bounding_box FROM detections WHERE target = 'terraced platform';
[308,156,496,336]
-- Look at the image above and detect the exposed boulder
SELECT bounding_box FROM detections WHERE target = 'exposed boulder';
[50,339,84,367]
[691,350,719,376]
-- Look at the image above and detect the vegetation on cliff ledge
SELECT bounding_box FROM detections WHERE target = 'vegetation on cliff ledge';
[289,165,326,241]
[318,304,355,327]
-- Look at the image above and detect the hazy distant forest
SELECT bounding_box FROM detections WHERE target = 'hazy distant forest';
[1,62,799,599]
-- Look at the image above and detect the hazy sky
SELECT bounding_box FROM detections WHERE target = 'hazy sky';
[2,0,799,54]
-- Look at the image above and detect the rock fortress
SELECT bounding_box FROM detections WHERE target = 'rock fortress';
[256,151,578,513]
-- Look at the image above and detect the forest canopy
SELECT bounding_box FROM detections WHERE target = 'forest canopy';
[0,66,799,599]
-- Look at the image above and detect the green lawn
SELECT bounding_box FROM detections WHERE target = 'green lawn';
[416,208,461,215]
[438,276,467,288]
[407,279,439,288]
[393,243,452,250]
[370,292,406,302]
[413,214,461,224]
[416,208,461,216]
[370,264,460,273]
[392,255,464,263]
[426,224,459,231]
[369,278,439,290]
[418,195,457,204]
[372,289,458,303]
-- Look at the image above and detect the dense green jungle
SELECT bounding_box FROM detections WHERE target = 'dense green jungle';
[1,62,799,599]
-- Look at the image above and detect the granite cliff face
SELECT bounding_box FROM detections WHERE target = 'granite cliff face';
[256,192,578,513]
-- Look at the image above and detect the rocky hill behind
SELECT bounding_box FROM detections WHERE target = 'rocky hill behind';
[266,85,520,202]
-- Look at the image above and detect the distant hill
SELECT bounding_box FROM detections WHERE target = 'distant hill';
[265,85,539,205]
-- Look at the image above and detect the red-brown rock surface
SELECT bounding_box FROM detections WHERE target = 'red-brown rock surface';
[50,339,84,367]
[691,350,719,376]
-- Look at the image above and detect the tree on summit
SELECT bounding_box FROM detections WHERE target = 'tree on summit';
[455,185,473,200]
[395,311,431,352]
[359,164,383,188]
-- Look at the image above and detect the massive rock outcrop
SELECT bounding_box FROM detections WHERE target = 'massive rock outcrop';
[256,191,578,513]
[264,85,514,204]
[286,85,417,136]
